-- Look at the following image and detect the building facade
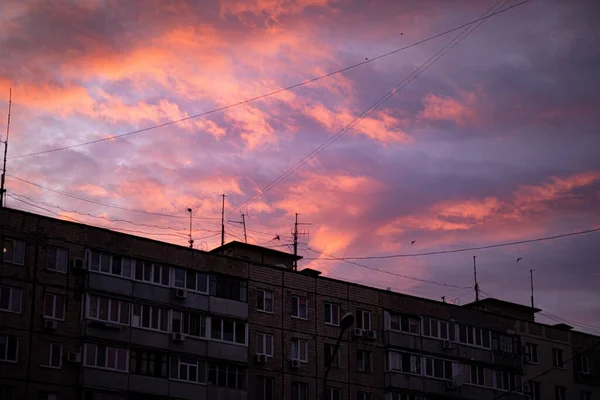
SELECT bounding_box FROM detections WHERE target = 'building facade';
[1,208,598,400]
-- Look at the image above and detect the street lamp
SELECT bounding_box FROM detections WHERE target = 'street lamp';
[323,312,355,400]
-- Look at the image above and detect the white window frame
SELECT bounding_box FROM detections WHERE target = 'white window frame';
[87,250,133,278]
[0,286,22,313]
[207,362,245,389]
[84,343,129,372]
[3,238,25,265]
[292,296,308,319]
[170,356,206,384]
[47,246,68,273]
[387,312,420,335]
[257,289,274,313]
[579,354,590,374]
[327,387,341,400]
[552,348,565,369]
[172,268,208,293]
[554,385,567,400]
[131,303,169,332]
[292,381,308,400]
[291,339,308,362]
[581,391,592,400]
[44,293,65,320]
[41,343,62,369]
[386,351,421,375]
[423,356,456,381]
[324,302,340,326]
[357,349,372,372]
[210,317,248,345]
[422,317,451,340]
[134,261,169,286]
[526,343,539,364]
[86,295,130,325]
[171,310,206,338]
[0,335,19,362]
[257,332,274,357]
[357,392,373,400]
[258,376,275,400]
[458,325,491,349]
[357,310,372,330]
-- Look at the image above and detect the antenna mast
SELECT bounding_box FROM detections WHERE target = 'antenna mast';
[241,213,247,243]
[0,88,12,208]
[220,194,227,246]
[530,269,535,310]
[187,208,194,248]
[292,213,311,270]
[473,255,480,302]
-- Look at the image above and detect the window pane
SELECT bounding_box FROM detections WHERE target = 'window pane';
[235,323,246,344]
[174,269,185,287]
[44,294,54,317]
[186,270,196,290]
[197,273,208,293]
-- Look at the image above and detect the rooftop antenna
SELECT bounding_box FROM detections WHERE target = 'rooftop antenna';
[187,208,194,248]
[220,194,227,246]
[227,213,248,243]
[473,255,480,303]
[530,269,535,310]
[292,213,311,270]
[0,88,12,208]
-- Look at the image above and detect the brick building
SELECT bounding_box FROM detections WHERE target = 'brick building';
[1,207,598,400]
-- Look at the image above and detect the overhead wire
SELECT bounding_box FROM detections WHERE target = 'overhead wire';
[226,0,532,217]
[9,0,532,161]
[301,246,472,290]
[304,228,600,261]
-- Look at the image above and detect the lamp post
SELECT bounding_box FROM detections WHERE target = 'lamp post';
[323,312,355,400]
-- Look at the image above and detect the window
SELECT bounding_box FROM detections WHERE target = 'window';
[492,332,517,353]
[257,289,274,313]
[211,317,247,344]
[529,381,541,400]
[46,246,68,273]
[387,351,420,374]
[88,251,133,278]
[0,335,18,362]
[526,343,539,363]
[134,261,169,286]
[3,238,25,265]
[357,309,372,330]
[0,286,22,313]
[172,268,207,293]
[44,293,65,320]
[171,311,206,338]
[357,393,372,400]
[256,376,275,400]
[326,387,341,400]
[84,343,128,372]
[424,357,455,380]
[257,333,273,357]
[131,303,168,332]
[385,395,426,400]
[552,348,565,368]
[357,349,372,372]
[494,370,520,391]
[388,312,420,334]
[577,354,590,374]
[292,382,308,400]
[291,339,308,362]
[468,365,493,387]
[324,343,340,368]
[207,363,246,390]
[130,349,168,378]
[324,302,339,325]
[292,296,307,319]
[41,343,62,369]
[422,317,453,340]
[555,385,567,400]
[209,274,247,302]
[87,295,130,325]
[581,391,592,400]
[170,357,206,383]
[0,386,15,400]
[459,325,491,348]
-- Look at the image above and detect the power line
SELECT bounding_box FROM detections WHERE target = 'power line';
[304,228,600,261]
[226,0,531,217]
[6,173,218,220]
[302,246,472,289]
[9,192,221,235]
[539,311,600,335]
[9,1,532,161]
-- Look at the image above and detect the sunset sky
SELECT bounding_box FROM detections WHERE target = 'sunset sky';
[1,0,599,331]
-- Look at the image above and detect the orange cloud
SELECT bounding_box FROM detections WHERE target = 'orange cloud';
[421,91,477,125]
[220,0,335,20]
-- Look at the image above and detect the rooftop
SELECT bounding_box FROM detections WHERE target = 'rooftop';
[209,240,303,261]
[463,297,542,313]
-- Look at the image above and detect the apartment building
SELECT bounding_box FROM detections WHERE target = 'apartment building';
[1,207,598,400]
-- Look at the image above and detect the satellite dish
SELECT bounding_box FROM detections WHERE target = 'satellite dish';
[452,375,465,387]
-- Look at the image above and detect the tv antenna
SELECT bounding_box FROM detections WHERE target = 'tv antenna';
[292,213,311,270]
[187,208,194,248]
[0,88,12,208]
[228,213,248,243]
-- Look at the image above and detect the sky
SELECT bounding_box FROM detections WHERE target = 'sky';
[1,0,599,332]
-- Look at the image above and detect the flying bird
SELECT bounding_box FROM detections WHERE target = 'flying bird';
[517,257,522,264]
[411,240,416,245]
[273,235,280,241]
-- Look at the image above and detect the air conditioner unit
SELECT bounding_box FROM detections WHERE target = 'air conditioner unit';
[256,354,268,363]
[172,332,185,342]
[366,330,377,340]
[67,352,81,363]
[445,380,457,390]
[290,359,301,369]
[353,328,364,338]
[442,340,453,349]
[44,319,58,331]
[174,288,188,300]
